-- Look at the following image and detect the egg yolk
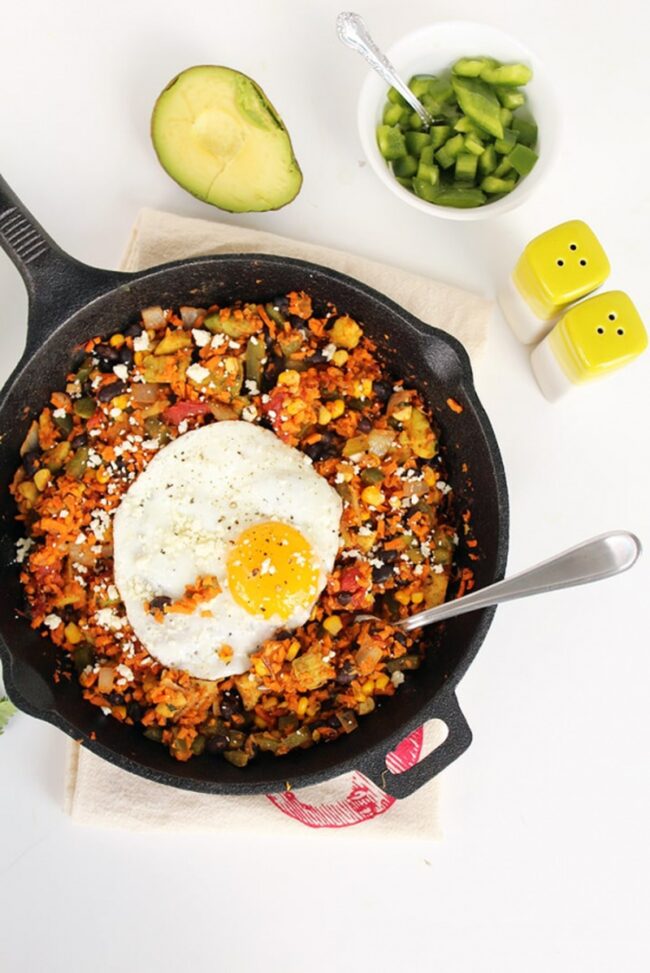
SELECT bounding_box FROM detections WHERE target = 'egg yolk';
[226,521,320,621]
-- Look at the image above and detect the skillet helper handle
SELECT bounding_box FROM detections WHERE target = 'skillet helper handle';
[0,172,131,346]
[360,691,472,800]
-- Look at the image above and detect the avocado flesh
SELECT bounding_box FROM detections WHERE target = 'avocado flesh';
[152,65,303,213]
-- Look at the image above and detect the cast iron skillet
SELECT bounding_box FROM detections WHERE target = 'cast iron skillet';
[0,174,508,799]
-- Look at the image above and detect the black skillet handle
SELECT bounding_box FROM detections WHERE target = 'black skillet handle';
[0,173,133,352]
[359,691,473,800]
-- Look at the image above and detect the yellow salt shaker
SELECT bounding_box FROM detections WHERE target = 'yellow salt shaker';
[500,220,611,344]
[531,291,647,400]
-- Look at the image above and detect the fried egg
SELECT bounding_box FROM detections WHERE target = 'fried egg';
[113,421,342,680]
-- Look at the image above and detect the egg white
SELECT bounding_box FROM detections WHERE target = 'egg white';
[112,421,342,680]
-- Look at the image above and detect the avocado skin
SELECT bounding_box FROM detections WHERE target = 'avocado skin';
[151,65,303,213]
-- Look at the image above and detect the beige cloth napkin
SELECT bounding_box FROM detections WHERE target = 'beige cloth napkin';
[64,208,492,837]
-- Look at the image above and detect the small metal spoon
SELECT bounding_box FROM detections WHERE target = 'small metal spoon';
[336,11,434,128]
[358,531,642,632]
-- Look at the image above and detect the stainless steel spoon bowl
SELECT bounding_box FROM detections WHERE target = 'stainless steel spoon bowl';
[358,531,641,631]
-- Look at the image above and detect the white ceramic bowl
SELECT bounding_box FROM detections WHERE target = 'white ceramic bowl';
[357,20,560,221]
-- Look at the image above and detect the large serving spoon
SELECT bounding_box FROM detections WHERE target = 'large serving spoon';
[357,531,641,631]
[336,10,434,128]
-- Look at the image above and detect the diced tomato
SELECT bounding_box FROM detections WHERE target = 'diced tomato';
[163,400,212,425]
[339,565,365,592]
[262,389,290,438]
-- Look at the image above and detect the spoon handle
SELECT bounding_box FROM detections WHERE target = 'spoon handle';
[336,11,432,126]
[399,531,642,632]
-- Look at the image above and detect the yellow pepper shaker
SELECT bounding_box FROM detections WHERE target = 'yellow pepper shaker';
[530,291,647,400]
[500,220,611,344]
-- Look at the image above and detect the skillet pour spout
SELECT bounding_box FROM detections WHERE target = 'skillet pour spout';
[0,172,508,798]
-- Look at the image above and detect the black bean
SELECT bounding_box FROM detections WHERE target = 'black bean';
[206,734,230,754]
[338,590,353,606]
[22,449,40,476]
[71,432,88,449]
[306,350,327,366]
[95,344,121,372]
[220,690,243,721]
[97,380,128,402]
[336,663,357,685]
[127,701,143,722]
[303,437,333,462]
[394,631,409,646]
[310,300,329,319]
[274,630,293,641]
[119,346,134,368]
[357,416,373,433]
[373,379,392,403]
[123,322,143,338]
[271,295,289,313]
[327,714,343,729]
[150,595,172,611]
[310,719,329,732]
[372,562,393,584]
[288,314,307,330]
[108,691,125,706]
[380,547,399,564]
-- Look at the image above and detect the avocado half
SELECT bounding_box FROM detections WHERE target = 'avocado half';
[151,65,303,213]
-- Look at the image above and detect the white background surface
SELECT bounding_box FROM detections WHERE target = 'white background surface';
[1,1,649,970]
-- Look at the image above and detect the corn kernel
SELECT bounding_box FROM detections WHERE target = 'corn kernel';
[323,615,343,636]
[253,657,268,677]
[64,622,83,644]
[254,714,268,729]
[286,399,303,416]
[286,639,301,662]
[278,369,300,388]
[114,394,130,410]
[374,673,390,691]
[33,468,52,491]
[109,333,126,348]
[411,591,424,604]
[395,590,411,605]
[296,696,309,718]
[318,406,332,425]
[332,349,349,366]
[393,405,413,422]
[96,468,111,484]
[352,378,373,399]
[330,398,345,419]
[361,485,384,507]
[361,679,375,696]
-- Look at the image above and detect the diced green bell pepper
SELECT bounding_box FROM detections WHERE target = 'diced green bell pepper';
[455,152,478,184]
[463,133,484,156]
[435,132,465,169]
[480,63,533,87]
[405,131,430,155]
[496,87,526,110]
[383,103,405,126]
[392,154,419,178]
[493,157,513,178]
[508,143,539,175]
[387,87,408,106]
[451,56,498,78]
[500,108,513,128]
[512,116,538,147]
[481,175,517,194]
[494,129,518,154]
[412,178,439,203]
[376,125,407,161]
[408,74,436,99]
[430,125,451,148]
[451,76,503,139]
[433,187,487,207]
[478,144,497,175]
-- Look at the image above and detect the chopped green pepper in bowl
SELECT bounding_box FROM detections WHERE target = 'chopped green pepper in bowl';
[357,21,559,220]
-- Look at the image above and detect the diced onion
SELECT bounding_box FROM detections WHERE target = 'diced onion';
[141,306,166,328]
[179,306,205,327]
[368,429,396,457]
[97,667,115,693]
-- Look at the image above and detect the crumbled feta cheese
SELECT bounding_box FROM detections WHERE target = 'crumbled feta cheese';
[89,508,111,541]
[95,608,125,631]
[191,328,211,347]
[107,584,119,602]
[420,542,431,557]
[241,404,257,422]
[210,333,227,348]
[391,671,405,687]
[141,439,160,450]
[358,524,373,536]
[113,364,128,381]
[15,537,34,563]
[109,407,122,418]
[186,363,210,385]
[52,407,67,419]
[322,343,337,361]
[177,420,188,434]
[87,450,102,468]
[101,706,112,716]
[228,339,240,350]
[244,379,259,395]
[432,563,445,574]
[413,564,424,576]
[133,332,150,352]
[43,613,62,630]
[115,663,134,682]
[334,472,346,484]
